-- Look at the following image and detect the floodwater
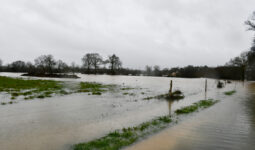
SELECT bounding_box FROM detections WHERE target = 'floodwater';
[127,82,255,150]
[0,72,253,150]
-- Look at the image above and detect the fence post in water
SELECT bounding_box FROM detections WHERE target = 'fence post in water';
[205,79,207,93]
[169,80,173,97]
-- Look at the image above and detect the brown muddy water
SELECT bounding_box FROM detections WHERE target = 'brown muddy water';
[0,73,254,150]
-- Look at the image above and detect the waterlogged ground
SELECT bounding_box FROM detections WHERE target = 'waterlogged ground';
[0,72,252,150]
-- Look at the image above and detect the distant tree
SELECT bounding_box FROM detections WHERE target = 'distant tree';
[70,62,76,75]
[226,51,248,80]
[56,60,68,73]
[245,11,255,31]
[90,53,102,73]
[11,60,26,72]
[145,65,152,76]
[102,60,109,68]
[108,54,122,75]
[245,11,255,65]
[0,59,2,71]
[153,65,161,76]
[81,53,93,73]
[26,62,35,74]
[35,54,56,74]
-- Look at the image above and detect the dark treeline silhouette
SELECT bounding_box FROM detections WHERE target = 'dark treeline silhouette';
[0,54,249,80]
[0,53,254,80]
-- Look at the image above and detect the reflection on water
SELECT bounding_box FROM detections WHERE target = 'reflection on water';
[0,73,253,150]
[127,82,255,150]
[168,100,173,116]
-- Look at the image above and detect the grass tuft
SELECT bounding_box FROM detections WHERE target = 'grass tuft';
[224,90,236,96]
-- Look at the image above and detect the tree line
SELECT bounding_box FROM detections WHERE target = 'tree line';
[0,53,123,75]
[0,12,255,80]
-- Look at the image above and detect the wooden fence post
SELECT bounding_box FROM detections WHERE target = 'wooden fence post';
[169,80,173,97]
[205,79,207,93]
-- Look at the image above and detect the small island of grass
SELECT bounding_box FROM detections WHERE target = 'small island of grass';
[224,90,236,96]
[0,76,117,103]
[175,99,219,115]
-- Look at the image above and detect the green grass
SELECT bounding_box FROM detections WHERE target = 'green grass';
[73,98,219,150]
[224,90,236,96]
[78,82,116,95]
[73,116,172,150]
[0,76,63,100]
[0,76,117,102]
[175,99,219,115]
[1,102,6,105]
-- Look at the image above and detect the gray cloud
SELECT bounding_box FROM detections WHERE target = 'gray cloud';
[0,0,255,69]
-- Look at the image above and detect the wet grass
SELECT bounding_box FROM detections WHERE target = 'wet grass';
[175,99,219,115]
[73,98,219,150]
[78,82,116,95]
[0,76,118,102]
[121,87,135,90]
[122,92,135,96]
[224,90,236,96]
[73,116,172,150]
[143,90,184,101]
[0,76,63,100]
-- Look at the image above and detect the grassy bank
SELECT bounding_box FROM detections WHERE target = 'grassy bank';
[224,90,236,96]
[73,99,218,150]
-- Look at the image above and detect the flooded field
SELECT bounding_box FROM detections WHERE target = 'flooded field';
[0,73,253,150]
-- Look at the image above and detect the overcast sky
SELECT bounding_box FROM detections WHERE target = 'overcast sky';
[0,0,255,69]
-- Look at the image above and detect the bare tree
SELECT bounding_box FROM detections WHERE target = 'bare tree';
[81,54,93,73]
[153,65,161,76]
[70,62,76,75]
[56,60,68,73]
[11,60,26,72]
[26,61,35,74]
[245,11,255,31]
[145,65,152,76]
[108,54,122,75]
[91,53,102,73]
[35,54,56,74]
[226,51,248,80]
[0,59,2,71]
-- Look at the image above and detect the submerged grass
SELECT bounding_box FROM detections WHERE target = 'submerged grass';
[0,76,63,100]
[78,82,115,95]
[73,98,218,150]
[73,116,172,150]
[0,76,117,102]
[175,99,219,115]
[224,90,236,96]
[143,90,184,101]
